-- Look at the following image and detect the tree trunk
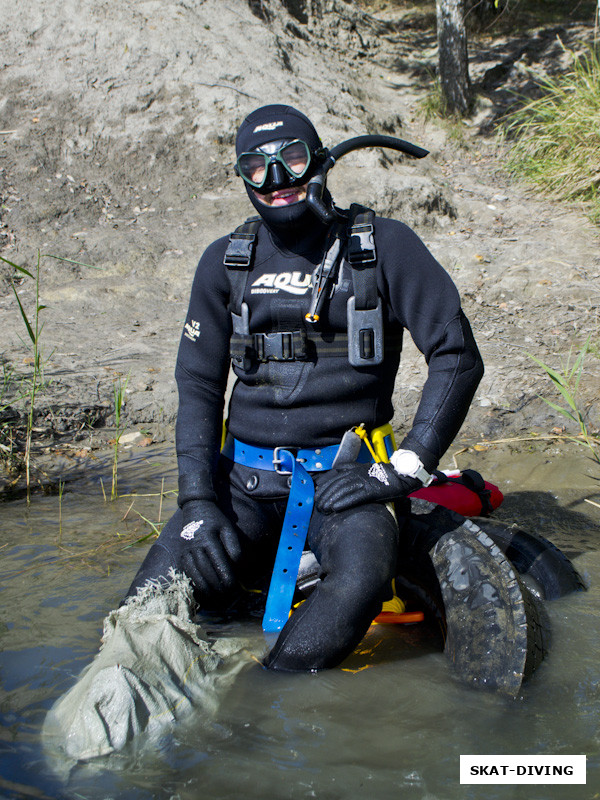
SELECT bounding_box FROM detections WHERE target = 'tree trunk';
[436,0,472,115]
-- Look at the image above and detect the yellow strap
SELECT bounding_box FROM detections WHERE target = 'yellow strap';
[221,420,227,451]
[353,424,380,463]
[381,577,406,614]
[381,595,407,614]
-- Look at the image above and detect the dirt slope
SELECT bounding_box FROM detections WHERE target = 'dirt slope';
[1,0,599,486]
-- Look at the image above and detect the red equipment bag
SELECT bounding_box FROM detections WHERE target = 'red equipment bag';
[409,469,503,517]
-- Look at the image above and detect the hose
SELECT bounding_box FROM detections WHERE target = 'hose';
[306,134,429,223]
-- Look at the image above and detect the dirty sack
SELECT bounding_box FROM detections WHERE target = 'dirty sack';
[43,571,253,761]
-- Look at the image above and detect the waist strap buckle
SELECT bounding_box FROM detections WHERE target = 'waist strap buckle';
[254,330,307,362]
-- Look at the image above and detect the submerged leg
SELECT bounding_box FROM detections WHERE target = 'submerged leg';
[264,503,400,671]
[123,509,185,599]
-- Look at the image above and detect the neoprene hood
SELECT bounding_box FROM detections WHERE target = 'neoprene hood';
[236,104,322,155]
[235,104,325,236]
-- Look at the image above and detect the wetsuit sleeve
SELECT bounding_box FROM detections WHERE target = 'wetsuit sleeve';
[175,238,232,508]
[380,220,484,471]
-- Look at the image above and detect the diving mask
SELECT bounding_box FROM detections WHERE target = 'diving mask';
[235,139,311,193]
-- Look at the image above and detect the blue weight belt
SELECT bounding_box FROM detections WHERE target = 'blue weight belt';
[221,433,374,634]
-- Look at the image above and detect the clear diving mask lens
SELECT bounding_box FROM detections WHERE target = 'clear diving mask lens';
[236,139,312,191]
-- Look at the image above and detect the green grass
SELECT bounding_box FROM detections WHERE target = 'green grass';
[1,252,52,500]
[418,76,470,142]
[503,45,600,222]
[529,337,599,464]
[111,372,130,500]
[0,251,96,497]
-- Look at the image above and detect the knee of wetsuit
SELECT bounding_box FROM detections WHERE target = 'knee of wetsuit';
[263,582,386,672]
[312,506,400,594]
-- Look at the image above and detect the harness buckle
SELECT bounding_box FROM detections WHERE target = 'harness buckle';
[253,331,306,362]
[347,223,376,265]
[223,233,256,267]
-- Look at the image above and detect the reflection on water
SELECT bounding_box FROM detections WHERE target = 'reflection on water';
[1,443,599,799]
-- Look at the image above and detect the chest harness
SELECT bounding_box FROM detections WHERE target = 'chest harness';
[223,204,396,370]
[222,206,396,633]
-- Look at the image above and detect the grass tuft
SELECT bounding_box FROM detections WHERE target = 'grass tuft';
[503,44,600,222]
[528,337,599,464]
[419,77,469,144]
[111,372,130,501]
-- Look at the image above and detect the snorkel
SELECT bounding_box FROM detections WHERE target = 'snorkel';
[305,135,430,223]
[301,134,430,328]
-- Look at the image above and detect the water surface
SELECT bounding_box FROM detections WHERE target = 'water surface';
[1,442,599,799]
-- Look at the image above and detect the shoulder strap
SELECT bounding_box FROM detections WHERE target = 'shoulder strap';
[223,216,261,335]
[346,204,384,366]
[347,203,378,310]
[225,209,386,369]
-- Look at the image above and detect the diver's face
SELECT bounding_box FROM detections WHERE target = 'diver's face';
[238,138,310,206]
[252,182,308,207]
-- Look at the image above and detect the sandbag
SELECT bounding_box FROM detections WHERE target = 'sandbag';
[43,571,254,762]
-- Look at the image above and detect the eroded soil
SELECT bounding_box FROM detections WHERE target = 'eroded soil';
[1,0,599,494]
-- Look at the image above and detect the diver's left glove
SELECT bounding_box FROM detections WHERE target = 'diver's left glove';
[315,460,423,514]
[179,501,242,597]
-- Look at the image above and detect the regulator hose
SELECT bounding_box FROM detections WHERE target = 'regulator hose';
[306,134,429,223]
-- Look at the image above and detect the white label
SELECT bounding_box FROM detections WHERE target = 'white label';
[253,121,283,133]
[460,755,586,784]
[180,520,203,540]
[368,463,390,485]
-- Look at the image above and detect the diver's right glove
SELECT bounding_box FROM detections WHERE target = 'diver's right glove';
[179,501,242,597]
[315,448,433,514]
[315,462,421,513]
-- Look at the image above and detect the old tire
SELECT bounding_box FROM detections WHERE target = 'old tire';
[296,501,550,695]
[398,500,549,697]
[470,516,587,601]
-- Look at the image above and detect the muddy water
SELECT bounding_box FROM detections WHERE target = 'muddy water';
[1,442,599,799]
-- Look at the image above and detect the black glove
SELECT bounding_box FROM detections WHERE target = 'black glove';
[179,501,242,597]
[315,462,422,514]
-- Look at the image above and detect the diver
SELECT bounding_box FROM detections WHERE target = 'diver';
[124,104,484,671]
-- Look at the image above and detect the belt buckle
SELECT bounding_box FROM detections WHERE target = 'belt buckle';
[273,446,299,475]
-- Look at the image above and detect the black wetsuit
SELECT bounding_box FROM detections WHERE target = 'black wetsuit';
[126,213,484,671]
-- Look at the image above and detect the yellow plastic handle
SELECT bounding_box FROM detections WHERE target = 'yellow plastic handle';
[371,423,397,464]
[353,422,397,464]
